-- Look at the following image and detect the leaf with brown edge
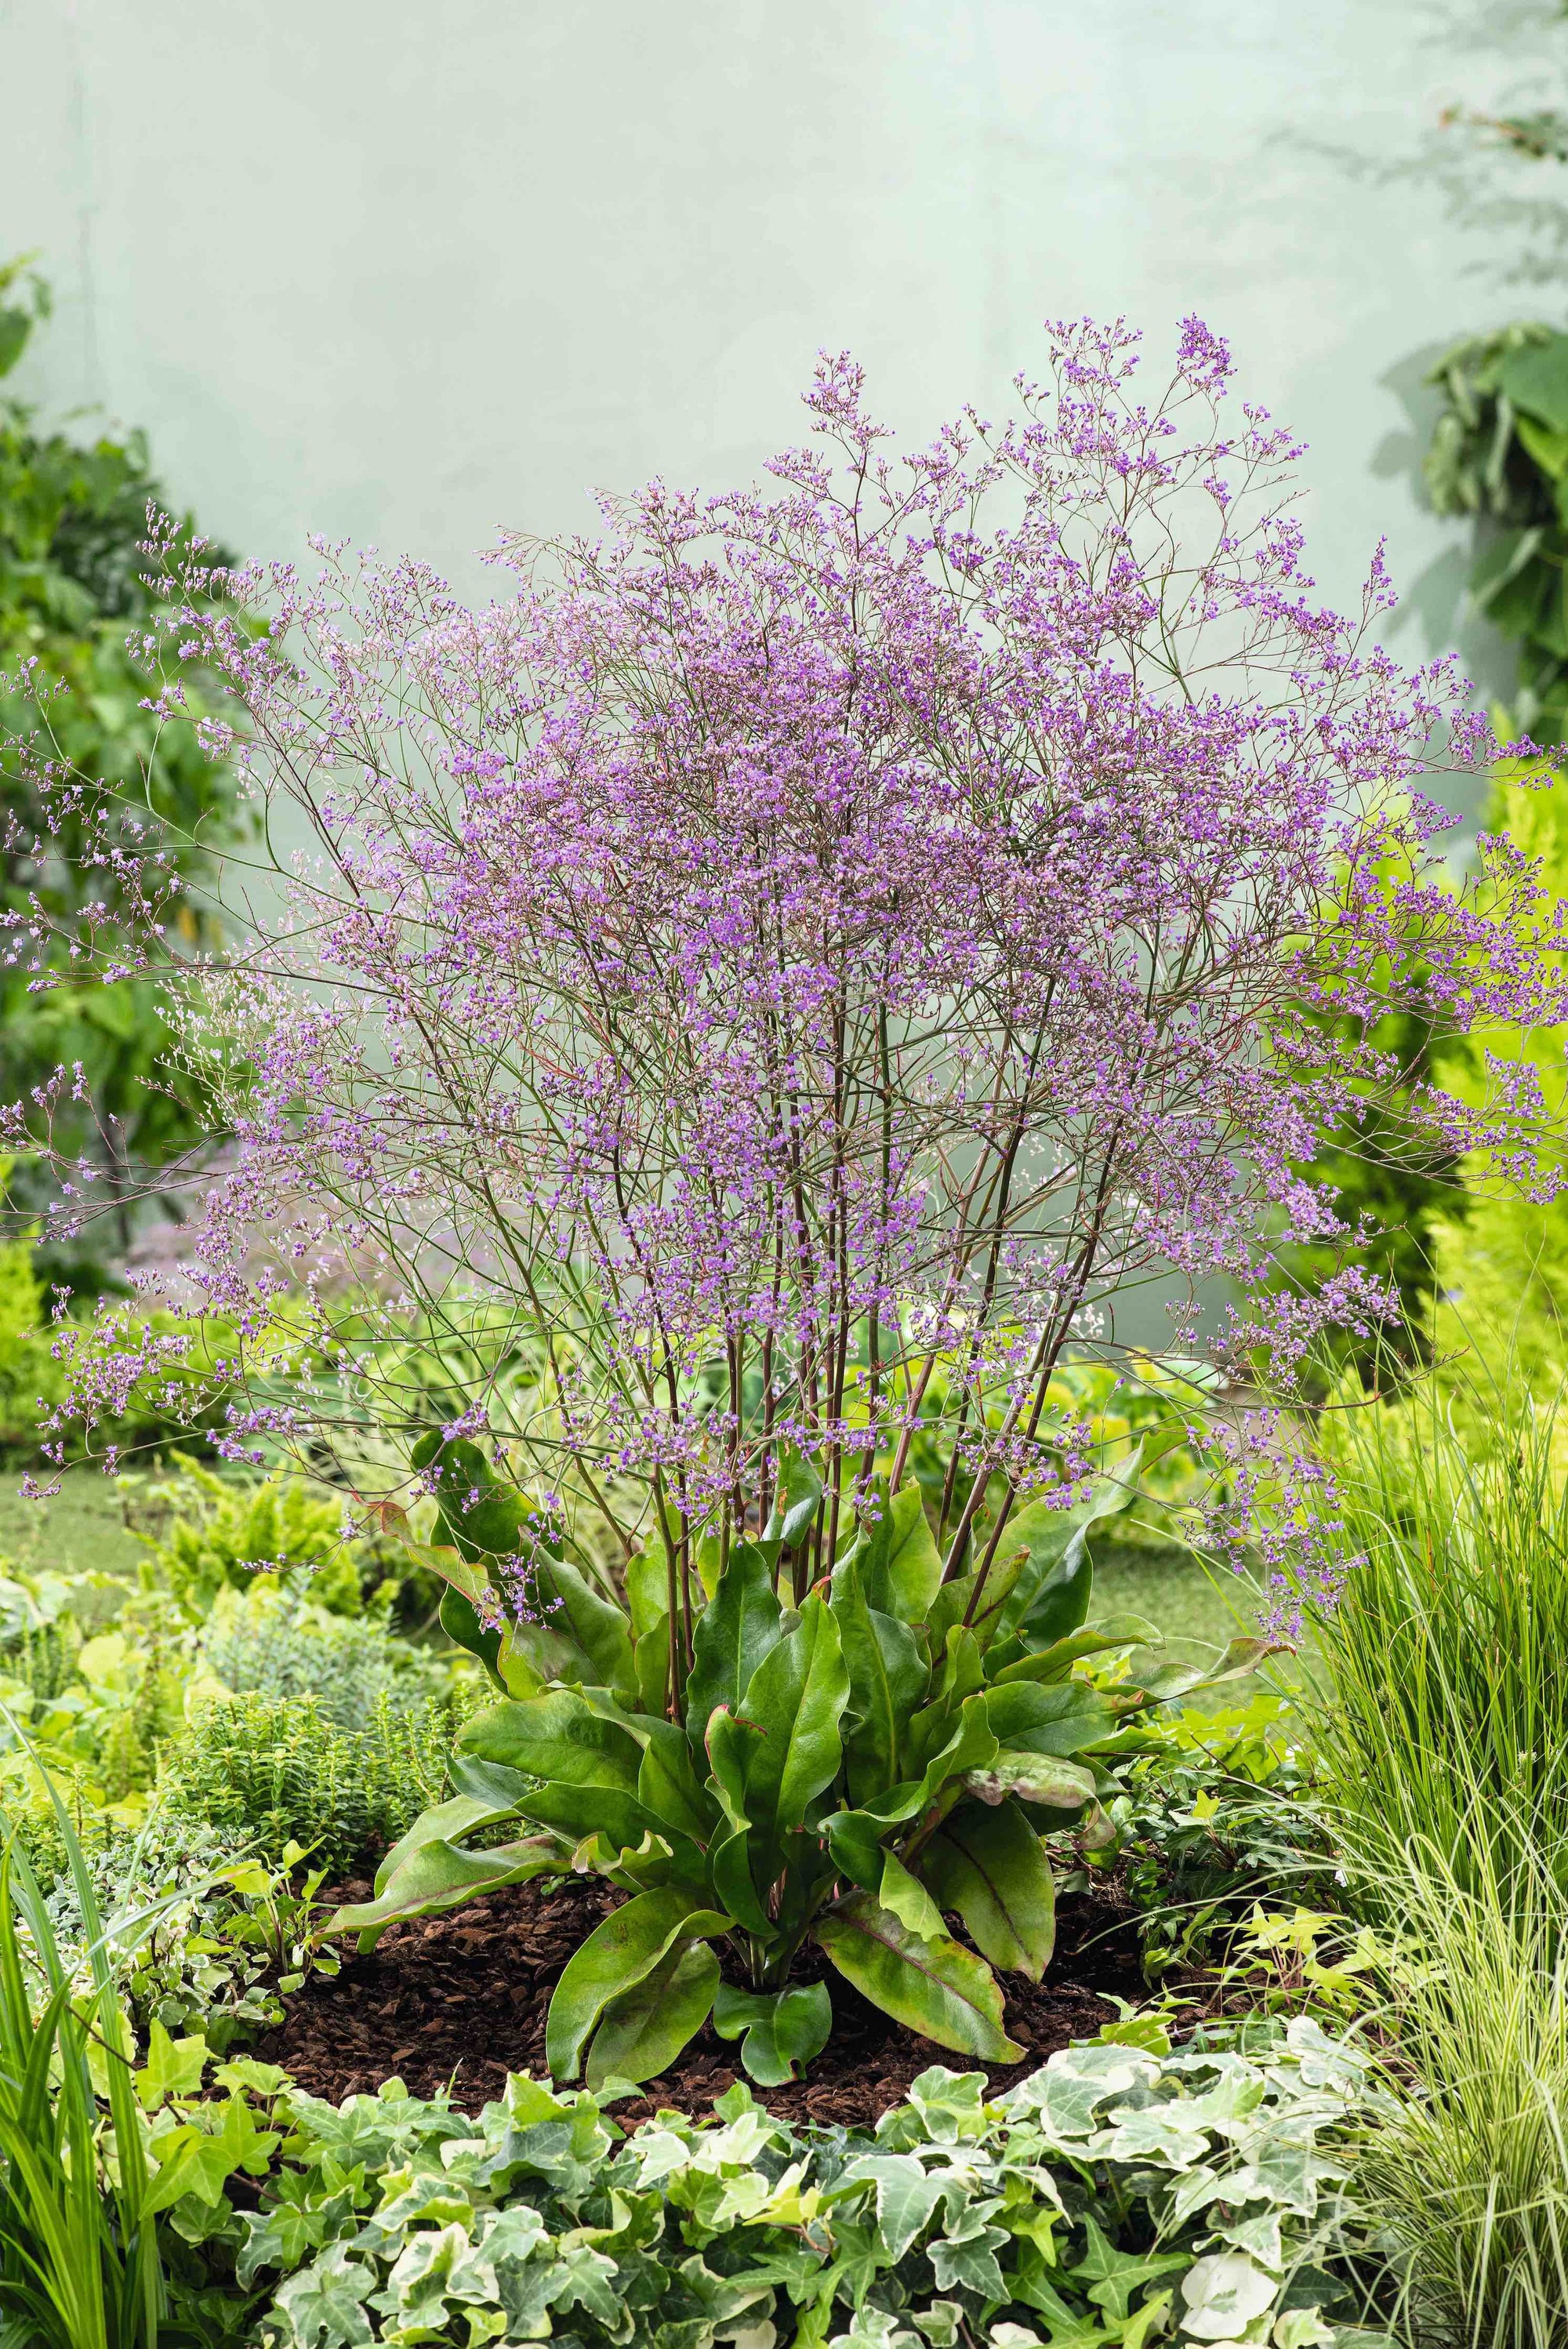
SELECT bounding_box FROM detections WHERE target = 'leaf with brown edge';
[815,1890,1023,2060]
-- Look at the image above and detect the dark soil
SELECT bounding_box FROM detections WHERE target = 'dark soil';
[259,1873,1160,2130]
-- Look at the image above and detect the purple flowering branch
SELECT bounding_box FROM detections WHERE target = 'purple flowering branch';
[4,316,1564,1645]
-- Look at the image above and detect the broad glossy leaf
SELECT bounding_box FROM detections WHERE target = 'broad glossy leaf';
[330,1835,562,1951]
[684,1542,782,1745]
[878,1852,946,1942]
[545,1887,731,2080]
[512,1782,665,1856]
[711,1980,832,2086]
[530,1556,635,1694]
[920,1797,1056,1978]
[705,1706,760,1832]
[992,1463,1137,1648]
[437,1585,505,1687]
[855,1481,944,1622]
[626,1541,672,1637]
[368,1781,525,1900]
[711,1827,772,1934]
[736,1590,849,1848]
[412,1433,544,1563]
[823,1792,918,1890]
[460,1690,643,1789]
[637,1719,717,1845]
[815,1892,1023,2060]
[1501,332,1568,434]
[633,1607,672,1718]
[984,1679,1127,1756]
[833,1556,928,1803]
[763,1452,823,1553]
[584,1941,720,2091]
[961,1752,1097,1810]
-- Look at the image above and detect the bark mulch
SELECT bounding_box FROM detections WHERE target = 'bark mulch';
[258,1872,1160,2131]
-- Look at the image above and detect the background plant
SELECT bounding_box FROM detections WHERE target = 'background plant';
[0,253,242,1293]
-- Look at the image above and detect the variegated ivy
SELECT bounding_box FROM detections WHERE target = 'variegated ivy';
[187,2016,1388,2349]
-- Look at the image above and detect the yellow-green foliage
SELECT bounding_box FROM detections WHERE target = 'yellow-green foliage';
[1427,755,1568,1387]
[136,1458,365,1621]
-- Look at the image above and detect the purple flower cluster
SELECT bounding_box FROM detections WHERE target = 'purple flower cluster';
[5,318,1563,1611]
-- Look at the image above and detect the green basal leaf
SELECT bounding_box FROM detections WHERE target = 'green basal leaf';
[815,1891,1023,2061]
[684,1541,782,1745]
[735,1589,849,1850]
[984,1679,1129,1756]
[833,1554,929,1803]
[961,1751,1098,1811]
[919,1796,1056,1979]
[545,1888,732,2081]
[711,1979,832,2086]
[1129,1635,1284,1703]
[991,1614,1163,1688]
[584,1941,720,2091]
[460,1690,644,1789]
[329,1834,563,1951]
[529,1556,636,1696]
[855,1480,944,1622]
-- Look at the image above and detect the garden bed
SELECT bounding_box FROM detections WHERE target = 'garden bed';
[262,1874,1154,2126]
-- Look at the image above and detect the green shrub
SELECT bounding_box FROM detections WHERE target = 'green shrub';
[162,1688,479,1874]
[136,1461,365,1621]
[191,2020,1384,2349]
[199,1586,448,1731]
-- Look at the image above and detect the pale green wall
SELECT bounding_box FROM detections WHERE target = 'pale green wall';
[1,1,1560,716]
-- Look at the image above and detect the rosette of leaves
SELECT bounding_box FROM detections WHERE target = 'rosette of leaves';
[331,1436,1272,2092]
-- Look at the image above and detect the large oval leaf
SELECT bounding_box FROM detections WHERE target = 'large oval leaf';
[833,1556,928,1804]
[815,1891,1022,2060]
[684,1542,782,1745]
[528,1556,635,1695]
[855,1482,943,1622]
[919,1796,1056,1979]
[545,1888,731,2081]
[584,1941,720,2091]
[460,1690,644,1788]
[736,1589,849,1847]
[983,1679,1124,1756]
[960,1752,1097,1810]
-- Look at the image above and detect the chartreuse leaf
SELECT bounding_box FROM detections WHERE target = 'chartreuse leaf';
[834,1554,928,1803]
[815,1891,1023,2060]
[460,1690,643,1788]
[878,1852,946,1942]
[919,1795,1056,1978]
[585,1941,720,2090]
[545,1888,732,2081]
[685,1541,782,1744]
[736,1589,849,1850]
[135,2019,209,2109]
[711,1980,833,2085]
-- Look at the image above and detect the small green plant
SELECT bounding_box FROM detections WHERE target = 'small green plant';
[336,1437,1272,2089]
[134,1461,365,1621]
[199,1583,448,1731]
[164,1687,478,1875]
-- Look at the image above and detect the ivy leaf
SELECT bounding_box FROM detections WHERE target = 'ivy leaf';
[135,2020,209,2109]
[270,2242,377,2349]
[836,2150,946,2260]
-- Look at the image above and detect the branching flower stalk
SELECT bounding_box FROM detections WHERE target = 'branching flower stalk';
[5,314,1566,1661]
